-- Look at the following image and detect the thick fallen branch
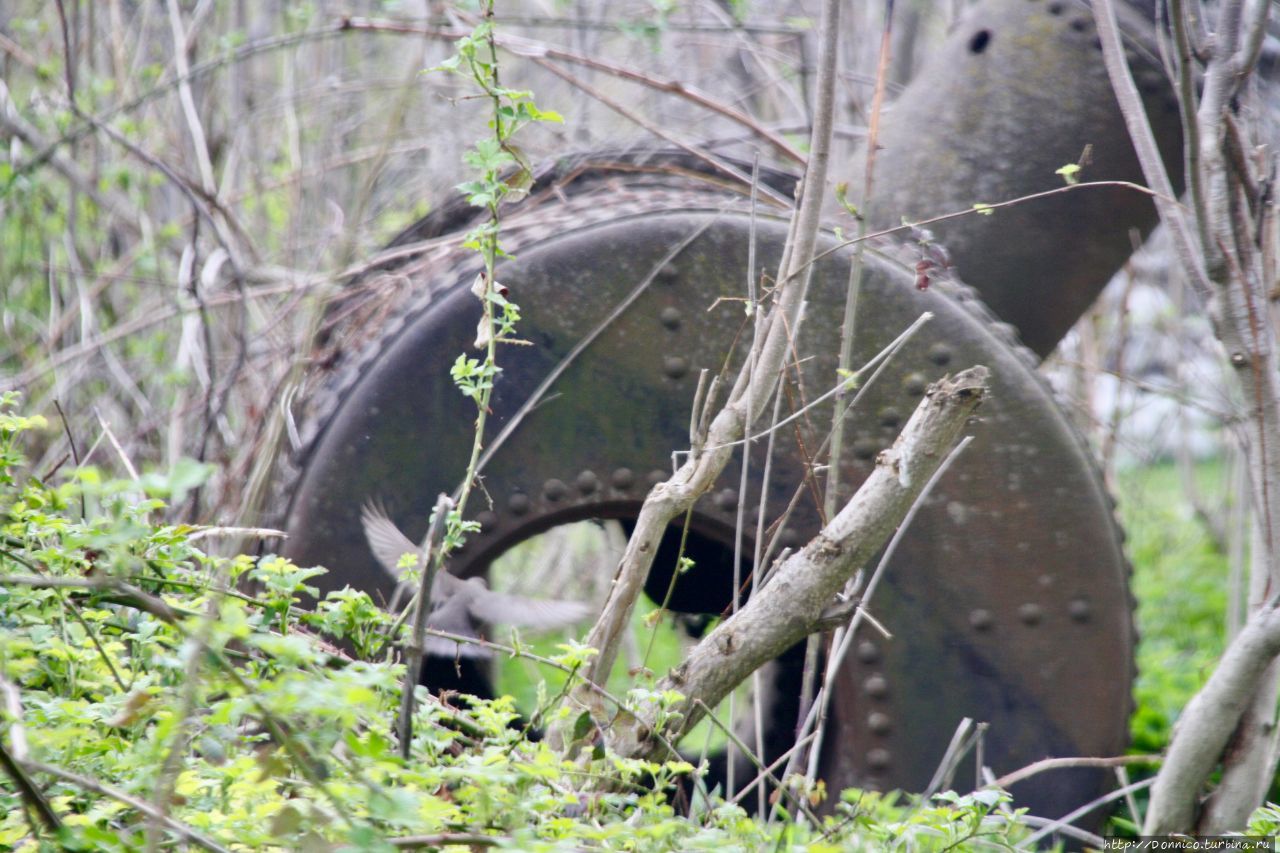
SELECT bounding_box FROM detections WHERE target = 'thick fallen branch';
[594,366,989,760]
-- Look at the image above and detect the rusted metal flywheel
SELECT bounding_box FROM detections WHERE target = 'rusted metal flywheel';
[277,0,1185,823]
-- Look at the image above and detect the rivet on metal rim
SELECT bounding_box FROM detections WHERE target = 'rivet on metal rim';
[576,470,599,494]
[864,674,889,699]
[969,608,994,631]
[713,488,738,510]
[1069,598,1092,623]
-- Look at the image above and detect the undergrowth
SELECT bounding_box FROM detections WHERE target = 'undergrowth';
[0,394,1037,851]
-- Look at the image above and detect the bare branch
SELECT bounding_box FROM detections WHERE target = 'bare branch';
[603,367,988,759]
[1145,597,1280,832]
[1092,0,1211,297]
[23,760,232,853]
[988,754,1161,791]
[561,0,847,706]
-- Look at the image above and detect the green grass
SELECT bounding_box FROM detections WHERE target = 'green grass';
[491,596,688,713]
[487,523,735,753]
[1116,457,1233,757]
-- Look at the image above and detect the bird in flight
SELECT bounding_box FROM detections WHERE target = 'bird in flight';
[360,502,592,660]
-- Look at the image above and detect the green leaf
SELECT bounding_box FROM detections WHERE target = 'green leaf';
[572,710,594,742]
[138,457,215,502]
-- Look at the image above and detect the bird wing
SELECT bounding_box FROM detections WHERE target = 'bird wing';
[361,502,583,631]
[360,501,421,581]
[362,502,478,611]
[467,589,592,631]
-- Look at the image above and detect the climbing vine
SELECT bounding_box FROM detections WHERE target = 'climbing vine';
[434,4,562,551]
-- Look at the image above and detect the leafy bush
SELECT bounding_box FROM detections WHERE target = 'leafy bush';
[0,393,1044,850]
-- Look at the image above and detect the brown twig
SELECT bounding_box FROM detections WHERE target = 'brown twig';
[559,0,847,722]
[987,753,1161,791]
[532,59,792,209]
[340,16,805,167]
[24,760,232,853]
[0,677,62,839]
[52,399,86,518]
[388,832,503,849]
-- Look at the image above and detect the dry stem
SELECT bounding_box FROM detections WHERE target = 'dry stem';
[599,367,988,760]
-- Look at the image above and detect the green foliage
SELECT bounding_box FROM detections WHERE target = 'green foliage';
[449,353,501,403]
[0,393,1076,851]
[0,398,699,849]
[425,5,564,570]
[1106,458,1280,827]
[1248,802,1280,836]
[1117,459,1230,757]
[842,789,1028,850]
[1055,163,1082,185]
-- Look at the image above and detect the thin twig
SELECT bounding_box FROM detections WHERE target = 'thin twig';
[0,679,62,838]
[388,833,503,849]
[532,59,792,209]
[24,760,232,853]
[1018,777,1156,848]
[692,699,823,826]
[923,717,976,798]
[52,400,86,518]
[987,753,1161,791]
[807,179,1187,274]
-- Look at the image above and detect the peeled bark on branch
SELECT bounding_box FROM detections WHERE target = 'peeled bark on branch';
[595,367,989,761]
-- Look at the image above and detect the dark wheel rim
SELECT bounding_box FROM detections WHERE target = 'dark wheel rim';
[282,205,1133,822]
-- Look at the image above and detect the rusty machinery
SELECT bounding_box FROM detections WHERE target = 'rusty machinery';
[275,0,1183,822]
